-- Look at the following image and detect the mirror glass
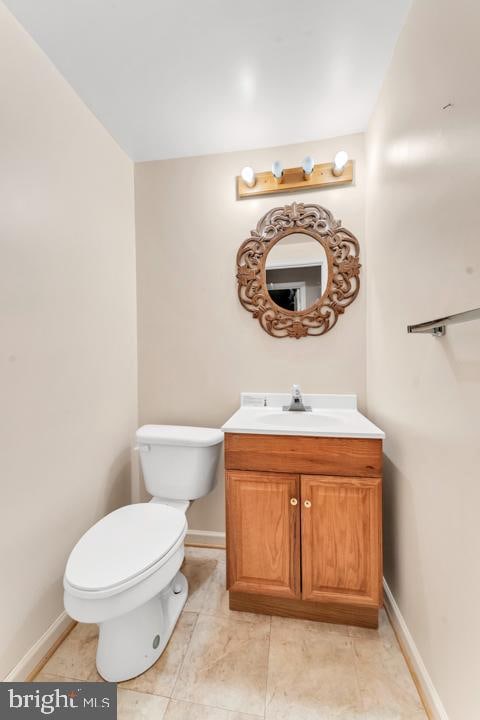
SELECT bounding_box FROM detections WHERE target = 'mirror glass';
[265,233,328,312]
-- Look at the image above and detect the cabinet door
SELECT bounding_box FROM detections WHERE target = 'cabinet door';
[226,470,300,598]
[301,475,382,606]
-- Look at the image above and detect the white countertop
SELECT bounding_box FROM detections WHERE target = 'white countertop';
[221,393,385,439]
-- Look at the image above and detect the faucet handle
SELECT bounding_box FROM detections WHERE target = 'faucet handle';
[292,384,301,398]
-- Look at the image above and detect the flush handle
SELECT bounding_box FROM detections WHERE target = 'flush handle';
[304,500,312,508]
[290,498,298,506]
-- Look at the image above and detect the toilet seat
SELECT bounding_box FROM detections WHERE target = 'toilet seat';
[64,503,187,599]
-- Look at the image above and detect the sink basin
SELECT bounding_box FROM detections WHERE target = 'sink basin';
[221,393,385,439]
[257,412,341,428]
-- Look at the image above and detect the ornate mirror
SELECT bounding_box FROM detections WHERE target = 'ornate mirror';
[236,202,361,338]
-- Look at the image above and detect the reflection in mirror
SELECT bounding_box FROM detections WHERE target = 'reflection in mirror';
[265,233,327,312]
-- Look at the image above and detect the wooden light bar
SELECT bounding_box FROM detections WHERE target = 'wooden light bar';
[236,160,353,199]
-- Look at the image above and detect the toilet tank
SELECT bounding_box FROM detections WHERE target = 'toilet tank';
[136,425,223,501]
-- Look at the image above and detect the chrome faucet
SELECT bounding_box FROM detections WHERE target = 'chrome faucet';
[283,384,312,412]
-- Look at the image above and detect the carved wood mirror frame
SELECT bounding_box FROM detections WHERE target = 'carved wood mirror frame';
[236,202,361,338]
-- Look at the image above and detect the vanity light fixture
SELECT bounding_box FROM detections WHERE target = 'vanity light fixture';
[332,150,349,177]
[236,154,353,198]
[271,160,284,183]
[302,156,315,179]
[240,166,256,188]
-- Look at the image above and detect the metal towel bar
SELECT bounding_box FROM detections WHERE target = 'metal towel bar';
[407,307,480,336]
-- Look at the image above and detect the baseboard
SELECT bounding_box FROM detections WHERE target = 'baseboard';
[3,612,76,682]
[383,579,449,720]
[185,529,226,548]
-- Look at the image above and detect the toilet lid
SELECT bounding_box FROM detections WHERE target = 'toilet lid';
[65,503,187,593]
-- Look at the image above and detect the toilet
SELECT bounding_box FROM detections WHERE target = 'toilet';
[63,425,223,682]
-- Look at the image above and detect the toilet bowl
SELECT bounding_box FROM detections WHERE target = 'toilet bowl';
[63,425,223,682]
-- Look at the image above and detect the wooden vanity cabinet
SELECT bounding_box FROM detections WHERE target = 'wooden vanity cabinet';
[226,471,300,599]
[300,474,382,606]
[225,433,383,628]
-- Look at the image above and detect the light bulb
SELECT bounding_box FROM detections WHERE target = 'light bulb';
[272,160,284,183]
[240,166,256,188]
[333,150,349,176]
[302,155,315,178]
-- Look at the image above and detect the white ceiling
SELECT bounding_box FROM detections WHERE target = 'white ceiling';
[4,0,410,161]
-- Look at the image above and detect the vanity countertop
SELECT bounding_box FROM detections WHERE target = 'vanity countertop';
[221,393,385,440]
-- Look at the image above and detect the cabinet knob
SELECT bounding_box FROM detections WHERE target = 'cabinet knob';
[290,498,298,506]
[304,500,312,508]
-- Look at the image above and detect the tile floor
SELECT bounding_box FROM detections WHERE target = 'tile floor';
[35,547,427,719]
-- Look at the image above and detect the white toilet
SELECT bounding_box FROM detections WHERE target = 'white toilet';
[63,425,223,682]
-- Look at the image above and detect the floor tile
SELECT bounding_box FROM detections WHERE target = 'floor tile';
[164,699,260,720]
[172,613,270,717]
[271,613,350,638]
[348,609,393,639]
[201,562,270,624]
[117,688,169,719]
[352,623,427,719]
[33,549,427,720]
[35,672,170,718]
[184,546,226,564]
[183,548,219,613]
[41,623,99,681]
[266,615,362,720]
[119,611,198,697]
[184,549,269,625]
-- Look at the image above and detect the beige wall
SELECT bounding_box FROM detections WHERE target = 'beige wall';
[135,133,366,532]
[366,1,480,718]
[0,4,137,677]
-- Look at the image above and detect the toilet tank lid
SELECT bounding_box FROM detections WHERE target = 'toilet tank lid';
[136,424,224,447]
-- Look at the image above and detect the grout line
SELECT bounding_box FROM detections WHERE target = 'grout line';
[118,687,170,701]
[169,611,200,700]
[166,697,264,718]
[163,699,173,720]
[169,610,200,700]
[350,636,366,714]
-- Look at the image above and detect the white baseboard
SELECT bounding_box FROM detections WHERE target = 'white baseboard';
[383,579,449,720]
[186,529,226,547]
[3,611,73,682]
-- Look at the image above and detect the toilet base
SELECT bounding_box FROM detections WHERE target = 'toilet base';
[96,571,188,682]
